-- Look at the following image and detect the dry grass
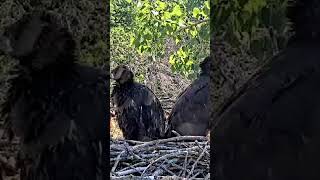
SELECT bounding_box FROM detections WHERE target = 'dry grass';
[110,117,124,140]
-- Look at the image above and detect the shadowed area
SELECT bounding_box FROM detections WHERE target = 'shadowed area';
[212,0,320,179]
[0,10,108,180]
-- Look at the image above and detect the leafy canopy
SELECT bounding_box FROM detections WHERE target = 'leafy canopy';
[111,0,210,79]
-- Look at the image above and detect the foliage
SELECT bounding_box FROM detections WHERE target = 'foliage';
[111,0,135,29]
[213,0,291,60]
[111,0,210,79]
[110,27,136,65]
[110,26,147,83]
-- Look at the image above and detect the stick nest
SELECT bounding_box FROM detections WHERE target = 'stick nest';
[110,136,210,179]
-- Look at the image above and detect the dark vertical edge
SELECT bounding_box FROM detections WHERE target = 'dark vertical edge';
[105,0,111,179]
[209,0,214,179]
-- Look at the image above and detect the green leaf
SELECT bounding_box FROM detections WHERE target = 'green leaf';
[178,19,185,27]
[190,29,198,37]
[243,0,267,14]
[163,12,171,20]
[172,5,182,16]
[192,7,201,18]
[186,60,193,66]
[205,1,210,9]
[141,6,150,14]
[175,37,180,44]
[177,48,187,58]
[157,1,167,10]
[169,55,175,65]
[144,33,152,41]
[130,36,135,46]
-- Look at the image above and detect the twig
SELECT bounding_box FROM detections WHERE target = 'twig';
[110,136,210,178]
[115,167,147,176]
[111,151,124,173]
[182,150,188,177]
[132,136,207,151]
[187,144,209,178]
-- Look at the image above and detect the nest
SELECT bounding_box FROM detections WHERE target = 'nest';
[110,136,210,179]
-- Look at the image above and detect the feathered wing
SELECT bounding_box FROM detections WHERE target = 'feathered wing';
[68,65,108,141]
[116,95,143,140]
[53,67,108,180]
[139,85,166,139]
[212,46,320,179]
[11,65,109,180]
[212,46,320,137]
[0,67,30,141]
[112,82,148,140]
[111,82,166,140]
[167,75,209,135]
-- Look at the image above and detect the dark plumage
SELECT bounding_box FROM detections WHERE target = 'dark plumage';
[166,56,211,136]
[0,11,108,180]
[111,65,166,141]
[212,0,320,179]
